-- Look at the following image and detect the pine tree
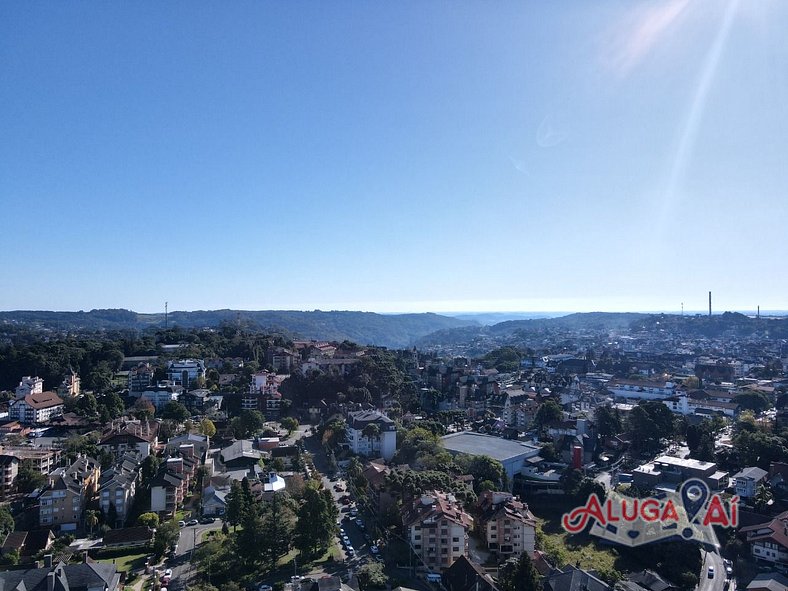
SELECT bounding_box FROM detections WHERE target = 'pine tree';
[498,553,541,591]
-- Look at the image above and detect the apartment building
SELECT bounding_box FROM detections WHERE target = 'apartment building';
[166,359,206,388]
[128,362,155,392]
[38,456,101,532]
[9,392,64,424]
[138,384,181,411]
[57,372,81,398]
[0,446,61,475]
[403,491,473,572]
[632,455,728,491]
[99,454,141,527]
[346,410,397,461]
[734,467,769,499]
[0,456,19,496]
[740,511,788,568]
[99,420,158,459]
[476,491,536,558]
[15,376,44,399]
[150,469,185,516]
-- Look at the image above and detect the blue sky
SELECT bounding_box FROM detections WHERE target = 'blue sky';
[2,1,787,314]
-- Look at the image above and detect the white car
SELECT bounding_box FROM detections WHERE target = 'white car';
[164,569,173,578]
[370,545,379,555]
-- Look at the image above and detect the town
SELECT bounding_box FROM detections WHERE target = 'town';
[0,311,785,591]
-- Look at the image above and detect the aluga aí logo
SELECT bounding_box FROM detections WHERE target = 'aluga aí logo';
[561,479,739,547]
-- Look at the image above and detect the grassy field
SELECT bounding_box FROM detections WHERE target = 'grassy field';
[98,552,148,574]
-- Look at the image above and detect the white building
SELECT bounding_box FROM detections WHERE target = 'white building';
[167,359,206,388]
[9,392,64,424]
[608,380,680,401]
[15,376,44,399]
[403,491,473,572]
[733,467,769,499]
[138,385,181,410]
[477,491,536,559]
[346,410,397,461]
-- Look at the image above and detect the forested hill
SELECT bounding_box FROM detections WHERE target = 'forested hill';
[0,309,474,348]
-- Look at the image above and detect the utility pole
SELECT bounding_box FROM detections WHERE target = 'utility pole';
[165,301,169,329]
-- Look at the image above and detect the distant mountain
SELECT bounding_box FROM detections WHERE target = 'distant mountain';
[447,312,566,325]
[416,312,650,349]
[0,309,476,349]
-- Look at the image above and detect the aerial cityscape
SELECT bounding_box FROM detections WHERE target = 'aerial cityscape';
[1,2,787,591]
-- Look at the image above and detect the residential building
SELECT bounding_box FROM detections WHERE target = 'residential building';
[607,380,681,402]
[740,511,788,568]
[37,456,101,532]
[403,491,473,571]
[57,372,81,398]
[150,468,184,516]
[99,420,158,459]
[9,392,64,424]
[167,359,206,388]
[544,564,611,591]
[128,362,155,392]
[220,440,262,469]
[0,555,122,591]
[0,446,61,476]
[166,433,211,463]
[0,530,54,563]
[476,491,536,558]
[15,376,44,399]
[734,467,769,499]
[632,456,728,492]
[99,454,140,527]
[138,384,181,410]
[201,485,227,516]
[103,526,154,549]
[745,572,788,591]
[0,455,19,496]
[346,410,397,461]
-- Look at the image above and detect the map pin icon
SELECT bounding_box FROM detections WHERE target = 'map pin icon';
[681,479,709,524]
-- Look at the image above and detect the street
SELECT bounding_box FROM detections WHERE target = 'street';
[168,521,223,591]
[698,549,727,591]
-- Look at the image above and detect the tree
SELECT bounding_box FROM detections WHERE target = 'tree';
[280,417,299,434]
[137,512,160,528]
[134,398,155,420]
[498,552,541,591]
[76,393,98,417]
[259,492,296,566]
[534,399,563,429]
[162,401,190,422]
[153,520,180,556]
[294,482,338,558]
[199,418,217,437]
[461,455,506,489]
[85,510,99,535]
[141,455,161,481]
[16,460,46,493]
[231,410,266,439]
[357,561,387,588]
[560,468,584,497]
[362,423,381,440]
[225,480,248,529]
[0,505,14,539]
[595,405,622,437]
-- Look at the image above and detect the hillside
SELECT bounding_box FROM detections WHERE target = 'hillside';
[0,309,475,348]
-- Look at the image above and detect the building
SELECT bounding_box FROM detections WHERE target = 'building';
[128,362,155,392]
[632,456,728,492]
[745,572,788,591]
[9,392,64,424]
[346,410,397,461]
[403,491,473,572]
[37,456,101,532]
[0,455,19,497]
[544,565,611,591]
[0,446,61,476]
[15,376,44,399]
[607,380,681,402]
[166,433,211,463]
[441,432,541,485]
[0,556,122,591]
[167,359,206,388]
[201,485,227,516]
[443,556,500,591]
[150,468,184,516]
[733,467,769,499]
[220,440,262,469]
[740,511,788,568]
[99,454,141,527]
[476,491,536,558]
[103,526,154,549]
[57,372,81,398]
[138,384,181,410]
[99,420,158,459]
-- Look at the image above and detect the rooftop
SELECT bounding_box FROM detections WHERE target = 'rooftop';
[441,432,540,462]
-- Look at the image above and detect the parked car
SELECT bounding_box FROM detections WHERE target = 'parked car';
[258,584,273,591]
[346,546,355,556]
[708,566,714,579]
[178,520,186,527]
[187,519,199,526]
[200,517,216,524]
[370,545,379,555]
[164,569,173,578]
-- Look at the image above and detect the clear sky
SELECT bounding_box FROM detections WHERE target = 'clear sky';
[2,1,787,314]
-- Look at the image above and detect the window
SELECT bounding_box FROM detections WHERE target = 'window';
[452,537,459,542]
[452,547,459,553]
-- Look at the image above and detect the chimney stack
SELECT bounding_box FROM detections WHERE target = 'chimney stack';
[709,291,712,317]
[44,554,53,568]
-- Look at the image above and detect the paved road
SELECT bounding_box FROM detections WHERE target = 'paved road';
[167,522,223,591]
[698,549,727,591]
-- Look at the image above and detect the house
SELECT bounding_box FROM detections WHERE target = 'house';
[746,572,788,591]
[99,454,140,527]
[1,530,54,563]
[734,467,769,499]
[99,420,158,459]
[9,392,64,424]
[0,554,122,591]
[220,440,262,469]
[346,410,397,461]
[261,472,286,499]
[166,433,211,463]
[271,445,300,469]
[103,526,154,549]
[476,491,536,558]
[443,556,500,591]
[627,570,677,591]
[739,510,788,567]
[403,491,473,571]
[37,456,101,532]
[201,485,227,516]
[544,564,611,591]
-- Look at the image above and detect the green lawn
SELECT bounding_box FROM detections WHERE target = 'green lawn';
[98,553,149,574]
